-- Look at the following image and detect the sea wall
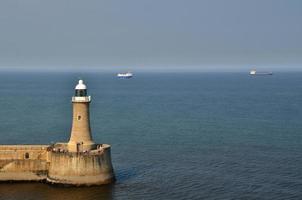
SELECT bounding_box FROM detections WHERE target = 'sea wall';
[0,144,115,185]
[47,144,115,186]
[0,145,49,181]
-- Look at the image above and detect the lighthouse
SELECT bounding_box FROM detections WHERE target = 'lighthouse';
[46,79,115,185]
[0,79,115,186]
[68,80,96,152]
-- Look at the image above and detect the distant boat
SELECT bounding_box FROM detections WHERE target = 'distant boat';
[250,69,273,75]
[117,72,133,78]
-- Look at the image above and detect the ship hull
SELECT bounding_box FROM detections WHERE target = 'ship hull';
[117,75,133,78]
[250,73,273,75]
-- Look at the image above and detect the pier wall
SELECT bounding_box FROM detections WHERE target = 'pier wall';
[0,144,114,185]
[0,145,49,181]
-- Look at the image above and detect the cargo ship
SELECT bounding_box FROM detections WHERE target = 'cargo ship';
[117,72,133,78]
[250,69,273,75]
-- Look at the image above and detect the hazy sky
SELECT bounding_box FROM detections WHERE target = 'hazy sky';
[0,0,301,72]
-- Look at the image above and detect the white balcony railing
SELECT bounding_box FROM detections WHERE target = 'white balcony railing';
[72,96,91,102]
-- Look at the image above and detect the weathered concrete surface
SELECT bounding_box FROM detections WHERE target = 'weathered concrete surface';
[47,144,115,186]
[0,145,49,181]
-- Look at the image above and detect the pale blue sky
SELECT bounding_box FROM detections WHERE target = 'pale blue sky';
[0,0,301,72]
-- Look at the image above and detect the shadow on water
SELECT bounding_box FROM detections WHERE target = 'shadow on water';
[0,182,114,200]
[115,168,137,183]
[115,164,155,183]
[0,165,149,200]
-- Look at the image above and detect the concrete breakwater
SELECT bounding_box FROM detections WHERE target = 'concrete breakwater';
[0,144,115,186]
[0,145,49,181]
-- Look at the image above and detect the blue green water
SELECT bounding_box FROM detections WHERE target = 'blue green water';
[0,72,302,200]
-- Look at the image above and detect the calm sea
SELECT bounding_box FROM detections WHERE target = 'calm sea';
[0,72,301,200]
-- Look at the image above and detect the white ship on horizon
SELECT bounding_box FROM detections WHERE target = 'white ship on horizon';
[117,72,133,78]
[250,69,273,75]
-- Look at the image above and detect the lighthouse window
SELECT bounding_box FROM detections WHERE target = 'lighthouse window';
[75,90,87,97]
[25,152,29,159]
[78,115,81,120]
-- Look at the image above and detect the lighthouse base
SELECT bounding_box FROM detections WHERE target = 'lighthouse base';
[47,144,115,186]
